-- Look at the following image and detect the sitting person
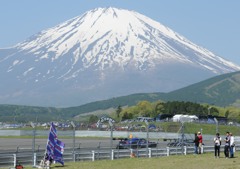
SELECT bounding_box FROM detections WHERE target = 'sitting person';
[15,162,24,169]
[39,153,53,169]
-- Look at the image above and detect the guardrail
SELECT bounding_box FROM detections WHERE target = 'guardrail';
[1,145,239,168]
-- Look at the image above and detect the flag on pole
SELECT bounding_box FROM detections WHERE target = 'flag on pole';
[46,122,65,165]
[54,139,65,165]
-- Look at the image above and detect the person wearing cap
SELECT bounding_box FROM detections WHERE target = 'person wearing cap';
[197,131,203,154]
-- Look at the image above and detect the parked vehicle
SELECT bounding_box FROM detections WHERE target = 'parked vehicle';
[116,138,157,149]
[164,138,194,147]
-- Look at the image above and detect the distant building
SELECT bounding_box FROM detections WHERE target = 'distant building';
[172,114,198,122]
[155,114,173,121]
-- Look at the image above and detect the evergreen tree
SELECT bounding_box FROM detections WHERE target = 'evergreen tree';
[116,105,122,118]
[88,115,98,123]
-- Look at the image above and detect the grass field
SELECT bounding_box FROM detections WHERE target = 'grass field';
[19,153,240,169]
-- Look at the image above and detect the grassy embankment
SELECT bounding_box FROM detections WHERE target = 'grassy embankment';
[17,153,240,169]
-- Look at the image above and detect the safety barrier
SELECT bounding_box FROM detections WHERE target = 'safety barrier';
[0,145,239,168]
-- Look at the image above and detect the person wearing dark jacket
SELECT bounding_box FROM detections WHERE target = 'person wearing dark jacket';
[224,131,230,158]
[194,133,199,154]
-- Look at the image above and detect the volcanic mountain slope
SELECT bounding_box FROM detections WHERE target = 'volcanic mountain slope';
[163,71,240,107]
[0,7,239,107]
[63,71,240,117]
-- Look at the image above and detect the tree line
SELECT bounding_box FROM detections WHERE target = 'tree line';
[88,100,227,123]
[117,101,221,121]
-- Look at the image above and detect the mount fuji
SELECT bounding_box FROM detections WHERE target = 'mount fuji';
[0,7,240,107]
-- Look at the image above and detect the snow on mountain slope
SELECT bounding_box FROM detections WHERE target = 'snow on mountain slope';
[0,7,240,107]
[15,7,240,73]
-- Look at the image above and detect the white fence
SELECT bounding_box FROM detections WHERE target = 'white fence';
[0,145,239,168]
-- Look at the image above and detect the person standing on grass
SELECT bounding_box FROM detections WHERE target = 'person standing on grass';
[214,133,221,158]
[224,131,230,158]
[198,131,203,154]
[194,132,199,154]
[229,133,235,158]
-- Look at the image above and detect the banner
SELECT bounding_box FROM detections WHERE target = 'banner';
[46,122,65,165]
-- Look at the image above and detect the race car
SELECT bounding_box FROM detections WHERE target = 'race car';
[116,138,157,149]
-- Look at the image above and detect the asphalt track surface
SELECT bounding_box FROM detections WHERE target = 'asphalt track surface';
[0,137,212,152]
[0,138,116,151]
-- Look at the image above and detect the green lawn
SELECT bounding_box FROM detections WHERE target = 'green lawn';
[19,153,240,169]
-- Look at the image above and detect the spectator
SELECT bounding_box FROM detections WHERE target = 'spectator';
[129,133,133,139]
[194,133,199,154]
[197,131,203,154]
[229,133,235,158]
[214,133,221,158]
[224,131,230,158]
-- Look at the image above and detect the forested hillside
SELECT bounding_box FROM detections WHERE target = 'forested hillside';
[0,71,240,123]
[163,71,240,106]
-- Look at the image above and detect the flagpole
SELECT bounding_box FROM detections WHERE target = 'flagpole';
[30,122,36,167]
[41,122,53,167]
[46,122,65,166]
[70,121,76,162]
[44,123,51,157]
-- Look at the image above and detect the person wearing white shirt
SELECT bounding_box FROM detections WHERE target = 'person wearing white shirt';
[229,133,235,158]
[214,133,221,158]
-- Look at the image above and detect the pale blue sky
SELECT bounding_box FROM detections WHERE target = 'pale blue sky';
[0,0,239,65]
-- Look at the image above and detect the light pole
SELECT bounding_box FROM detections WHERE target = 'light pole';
[30,122,36,167]
[214,118,219,133]
[180,121,185,154]
[108,120,113,149]
[145,120,149,149]
[108,120,114,160]
[70,121,76,162]
[208,107,212,115]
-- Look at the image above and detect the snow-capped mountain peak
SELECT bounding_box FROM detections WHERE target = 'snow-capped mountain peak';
[1,7,240,107]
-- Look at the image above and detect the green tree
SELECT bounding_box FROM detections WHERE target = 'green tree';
[121,111,133,120]
[225,110,230,118]
[137,101,153,117]
[208,107,219,116]
[116,105,122,118]
[88,115,99,123]
[154,102,165,116]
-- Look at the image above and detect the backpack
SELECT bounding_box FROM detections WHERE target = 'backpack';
[214,136,221,146]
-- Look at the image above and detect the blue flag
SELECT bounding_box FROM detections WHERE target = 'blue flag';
[46,122,65,165]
